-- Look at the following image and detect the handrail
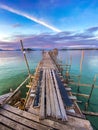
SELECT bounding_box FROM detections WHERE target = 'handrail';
[2,75,30,105]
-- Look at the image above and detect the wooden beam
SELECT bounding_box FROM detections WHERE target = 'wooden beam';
[39,70,46,119]
[2,104,92,130]
[52,70,68,121]
[65,87,72,91]
[49,69,61,119]
[72,93,89,99]
[82,111,98,116]
[46,69,51,117]
[0,123,11,130]
[68,96,77,100]
[0,108,49,130]
[0,114,32,130]
[2,76,30,105]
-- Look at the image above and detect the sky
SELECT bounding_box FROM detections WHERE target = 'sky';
[0,0,98,50]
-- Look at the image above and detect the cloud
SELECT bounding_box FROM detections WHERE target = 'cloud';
[12,23,22,28]
[86,27,98,33]
[0,4,61,32]
[0,26,98,50]
[13,30,98,49]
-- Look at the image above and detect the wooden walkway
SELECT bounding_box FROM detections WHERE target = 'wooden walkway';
[0,51,93,130]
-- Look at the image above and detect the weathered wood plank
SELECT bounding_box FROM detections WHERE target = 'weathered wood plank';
[49,69,61,119]
[0,93,12,99]
[0,114,32,130]
[0,93,12,105]
[47,69,56,117]
[2,104,92,130]
[72,92,89,99]
[39,70,46,119]
[82,111,98,116]
[68,96,77,100]
[0,108,50,130]
[0,123,12,130]
[52,70,68,121]
[46,69,51,117]
[65,88,72,91]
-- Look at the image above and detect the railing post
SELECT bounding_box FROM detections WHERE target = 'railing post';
[20,40,31,75]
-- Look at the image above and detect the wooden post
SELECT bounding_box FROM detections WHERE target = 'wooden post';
[20,40,31,75]
[87,84,94,105]
[77,50,84,92]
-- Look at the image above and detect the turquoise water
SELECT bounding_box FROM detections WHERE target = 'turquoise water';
[0,50,98,129]
[58,50,98,130]
[0,51,42,95]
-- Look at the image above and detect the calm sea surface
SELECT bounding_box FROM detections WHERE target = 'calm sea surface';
[0,50,98,129]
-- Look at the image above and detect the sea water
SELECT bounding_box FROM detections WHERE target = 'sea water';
[0,50,98,129]
[58,50,98,130]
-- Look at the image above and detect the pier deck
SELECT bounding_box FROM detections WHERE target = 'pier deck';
[0,51,93,130]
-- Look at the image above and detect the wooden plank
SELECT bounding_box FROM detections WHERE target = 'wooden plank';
[65,88,72,91]
[64,83,68,87]
[28,107,39,116]
[52,70,68,121]
[0,93,12,99]
[1,104,70,129]
[0,123,11,130]
[46,69,51,117]
[0,108,49,130]
[0,93,12,105]
[82,111,98,116]
[39,69,46,119]
[68,96,77,100]
[2,104,92,130]
[49,69,61,119]
[47,69,56,117]
[0,114,32,130]
[72,92,89,99]
[26,85,31,88]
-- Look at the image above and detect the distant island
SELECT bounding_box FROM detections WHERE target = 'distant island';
[0,48,98,51]
[0,48,43,51]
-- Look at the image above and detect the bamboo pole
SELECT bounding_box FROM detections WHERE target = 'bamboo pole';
[77,50,84,92]
[20,40,31,75]
[2,76,30,105]
[87,84,94,105]
[82,111,98,116]
[72,92,89,99]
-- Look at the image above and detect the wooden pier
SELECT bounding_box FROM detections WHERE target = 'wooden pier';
[0,50,93,130]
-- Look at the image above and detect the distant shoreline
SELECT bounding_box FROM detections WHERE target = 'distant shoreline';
[59,48,98,51]
[0,48,98,51]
